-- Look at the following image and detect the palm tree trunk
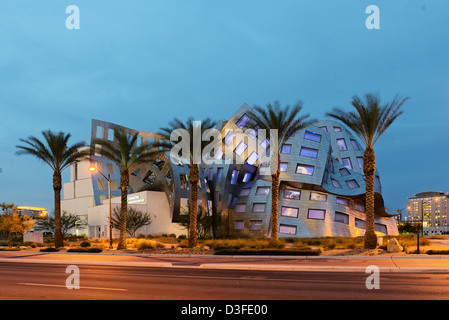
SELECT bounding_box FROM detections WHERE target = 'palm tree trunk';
[363,147,377,249]
[189,163,199,248]
[117,171,129,250]
[53,172,64,248]
[270,153,281,244]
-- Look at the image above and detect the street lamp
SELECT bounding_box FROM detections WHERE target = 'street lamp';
[89,165,113,249]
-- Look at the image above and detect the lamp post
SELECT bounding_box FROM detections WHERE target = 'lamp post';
[89,165,113,249]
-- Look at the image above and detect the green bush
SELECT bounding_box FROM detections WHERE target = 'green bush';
[80,241,91,248]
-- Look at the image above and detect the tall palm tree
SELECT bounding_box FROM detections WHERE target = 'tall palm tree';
[326,93,407,249]
[93,129,160,250]
[16,130,89,248]
[159,117,217,248]
[248,101,313,244]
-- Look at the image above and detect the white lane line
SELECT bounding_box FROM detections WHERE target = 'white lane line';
[18,282,127,291]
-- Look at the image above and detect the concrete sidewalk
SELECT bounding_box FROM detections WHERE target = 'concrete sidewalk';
[1,251,449,273]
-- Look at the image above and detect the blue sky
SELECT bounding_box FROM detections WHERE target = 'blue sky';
[1,1,448,216]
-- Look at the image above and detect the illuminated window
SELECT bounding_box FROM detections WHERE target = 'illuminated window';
[304,130,321,142]
[280,162,288,172]
[281,207,299,218]
[333,126,342,132]
[252,203,266,213]
[350,139,360,150]
[346,179,359,189]
[319,126,328,132]
[310,192,327,202]
[234,220,244,230]
[256,186,270,195]
[239,188,251,197]
[308,209,325,220]
[334,212,349,224]
[300,147,318,158]
[336,138,347,151]
[336,197,349,206]
[357,157,364,169]
[249,220,262,231]
[235,204,247,213]
[242,172,252,183]
[281,144,292,154]
[296,164,314,175]
[280,224,297,235]
[234,141,248,156]
[284,189,300,200]
[342,157,352,170]
[236,114,251,129]
[224,131,236,146]
[231,170,239,184]
[216,168,223,182]
[246,152,259,165]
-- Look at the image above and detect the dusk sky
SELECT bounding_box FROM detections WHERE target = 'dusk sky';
[1,1,448,216]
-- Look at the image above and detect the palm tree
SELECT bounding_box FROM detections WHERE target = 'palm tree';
[93,129,160,249]
[326,93,407,249]
[248,101,313,244]
[16,130,89,248]
[159,117,217,248]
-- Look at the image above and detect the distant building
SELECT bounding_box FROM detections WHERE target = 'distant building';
[16,206,48,219]
[407,191,449,235]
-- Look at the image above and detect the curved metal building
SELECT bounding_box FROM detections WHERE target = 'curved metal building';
[89,103,398,238]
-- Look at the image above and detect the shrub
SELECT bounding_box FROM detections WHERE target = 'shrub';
[80,241,91,248]
[40,247,60,252]
[67,247,102,253]
[214,248,321,256]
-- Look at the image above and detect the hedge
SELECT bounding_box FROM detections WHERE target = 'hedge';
[214,248,321,256]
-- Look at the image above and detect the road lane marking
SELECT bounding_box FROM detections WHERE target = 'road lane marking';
[18,282,127,291]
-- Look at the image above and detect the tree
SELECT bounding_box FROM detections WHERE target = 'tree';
[326,93,407,249]
[247,101,313,244]
[93,129,160,249]
[159,117,217,247]
[111,206,153,238]
[0,202,34,247]
[16,131,89,248]
[35,211,87,238]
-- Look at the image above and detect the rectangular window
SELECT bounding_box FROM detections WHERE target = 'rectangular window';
[234,141,248,156]
[96,126,103,139]
[296,164,314,175]
[319,126,328,132]
[284,189,300,200]
[334,212,349,224]
[281,144,292,154]
[375,223,387,234]
[234,220,244,230]
[333,126,342,132]
[308,209,325,220]
[280,162,288,172]
[336,197,349,206]
[246,152,259,165]
[339,168,350,176]
[304,130,321,142]
[252,203,266,213]
[235,204,247,213]
[310,192,327,202]
[260,138,270,149]
[106,163,114,175]
[281,207,299,218]
[342,157,352,170]
[280,224,297,235]
[355,218,366,229]
[110,180,118,191]
[336,138,347,151]
[214,148,223,160]
[180,174,189,190]
[350,139,360,150]
[357,157,364,169]
[346,179,359,189]
[331,178,341,188]
[208,168,214,180]
[236,114,251,128]
[354,202,365,212]
[256,186,270,195]
[242,172,252,183]
[249,125,259,139]
[249,220,263,231]
[97,178,106,190]
[107,128,114,141]
[231,170,239,184]
[239,188,251,197]
[216,168,223,182]
[300,147,318,158]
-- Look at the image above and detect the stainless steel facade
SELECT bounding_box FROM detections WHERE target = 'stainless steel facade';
[89,103,398,238]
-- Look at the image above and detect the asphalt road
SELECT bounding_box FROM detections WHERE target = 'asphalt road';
[1,260,449,301]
